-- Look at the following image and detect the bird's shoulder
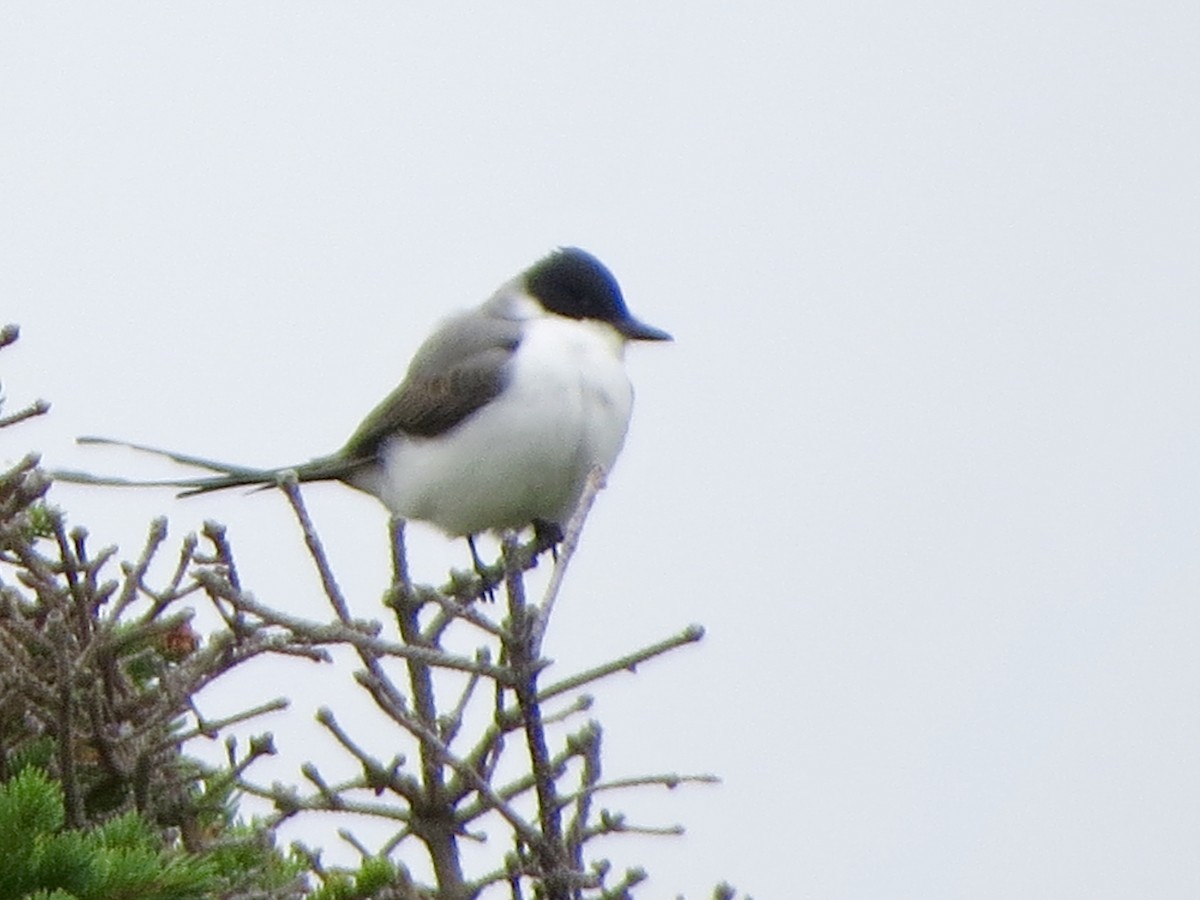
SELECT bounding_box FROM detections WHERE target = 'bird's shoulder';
[341,305,523,459]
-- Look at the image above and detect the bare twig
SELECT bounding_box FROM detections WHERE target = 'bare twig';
[0,399,50,429]
[279,476,352,624]
[191,568,513,681]
[168,698,290,747]
[530,466,606,655]
[538,625,706,703]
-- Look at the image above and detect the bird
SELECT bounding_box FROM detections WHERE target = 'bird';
[55,247,671,550]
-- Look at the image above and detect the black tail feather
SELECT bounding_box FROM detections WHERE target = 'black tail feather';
[76,436,269,477]
[53,437,355,499]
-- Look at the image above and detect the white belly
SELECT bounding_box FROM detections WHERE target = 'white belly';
[376,317,634,536]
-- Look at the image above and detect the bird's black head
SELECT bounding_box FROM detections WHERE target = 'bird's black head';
[524,247,672,341]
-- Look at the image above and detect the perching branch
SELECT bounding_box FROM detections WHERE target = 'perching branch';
[3,322,731,897]
[215,472,715,899]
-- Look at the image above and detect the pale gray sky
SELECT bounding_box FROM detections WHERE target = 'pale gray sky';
[4,3,1200,897]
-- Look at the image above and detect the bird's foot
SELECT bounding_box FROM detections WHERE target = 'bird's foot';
[532,519,563,561]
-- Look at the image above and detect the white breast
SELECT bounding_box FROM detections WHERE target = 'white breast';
[376,316,635,536]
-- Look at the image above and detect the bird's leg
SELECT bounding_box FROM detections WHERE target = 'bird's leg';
[467,534,485,572]
[532,519,563,561]
[466,534,501,601]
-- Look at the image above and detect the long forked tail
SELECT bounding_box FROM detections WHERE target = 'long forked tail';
[51,436,350,498]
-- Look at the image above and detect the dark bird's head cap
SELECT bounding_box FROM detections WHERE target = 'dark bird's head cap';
[524,247,672,341]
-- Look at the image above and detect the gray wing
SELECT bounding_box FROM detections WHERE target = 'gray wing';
[341,310,521,460]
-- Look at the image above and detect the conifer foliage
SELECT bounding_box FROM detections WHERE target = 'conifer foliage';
[0,766,216,899]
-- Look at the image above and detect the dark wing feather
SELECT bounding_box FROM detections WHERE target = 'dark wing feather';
[341,312,521,460]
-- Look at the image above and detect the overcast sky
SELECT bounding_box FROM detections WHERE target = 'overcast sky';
[3,3,1200,897]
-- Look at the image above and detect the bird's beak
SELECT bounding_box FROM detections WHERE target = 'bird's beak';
[617,316,673,342]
